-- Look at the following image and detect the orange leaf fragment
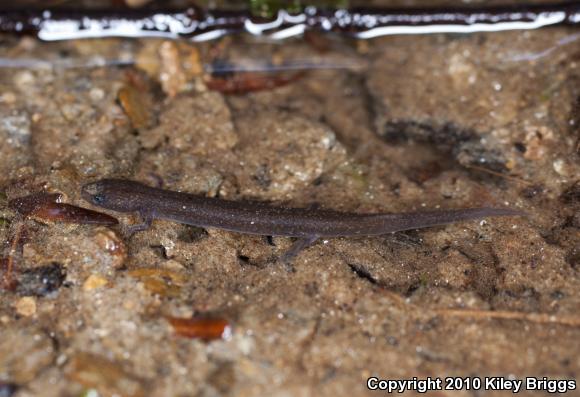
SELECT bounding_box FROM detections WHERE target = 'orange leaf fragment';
[167,316,232,341]
[118,84,155,130]
[30,202,118,225]
[206,72,304,95]
[9,192,118,225]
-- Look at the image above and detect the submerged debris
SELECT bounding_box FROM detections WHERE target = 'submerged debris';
[127,268,187,297]
[206,72,304,95]
[380,120,510,173]
[8,192,62,216]
[166,316,232,341]
[118,83,155,130]
[9,192,118,225]
[3,191,116,290]
[27,202,118,225]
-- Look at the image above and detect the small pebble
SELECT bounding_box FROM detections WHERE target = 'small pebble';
[83,274,108,291]
[14,296,36,317]
[0,92,16,104]
[94,229,127,269]
[89,87,105,102]
[552,158,570,177]
[14,71,35,88]
[117,84,154,130]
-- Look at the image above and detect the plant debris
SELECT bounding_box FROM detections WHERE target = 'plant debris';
[166,316,232,341]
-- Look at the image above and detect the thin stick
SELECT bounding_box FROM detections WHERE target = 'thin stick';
[464,164,533,186]
[1,222,25,290]
[433,308,580,327]
[377,289,580,328]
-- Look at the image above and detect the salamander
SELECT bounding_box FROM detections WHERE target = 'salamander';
[81,179,524,265]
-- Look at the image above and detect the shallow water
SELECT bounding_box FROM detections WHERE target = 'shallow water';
[0,1,579,396]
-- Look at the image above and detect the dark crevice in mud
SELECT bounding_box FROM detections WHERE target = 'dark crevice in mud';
[348,261,423,296]
[382,120,472,147]
[540,217,579,245]
[540,212,580,271]
[520,184,546,200]
[560,180,580,204]
[379,119,510,175]
[347,263,378,285]
[567,249,580,271]
[453,245,503,301]
[491,287,542,312]
[485,248,506,301]
[177,226,208,243]
[562,215,580,229]
[404,283,421,297]
[236,252,268,269]
[513,142,527,153]
[15,262,66,297]
[150,244,171,260]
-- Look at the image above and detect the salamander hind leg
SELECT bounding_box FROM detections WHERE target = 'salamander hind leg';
[279,235,319,272]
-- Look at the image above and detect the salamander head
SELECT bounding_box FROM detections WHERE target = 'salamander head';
[81,179,146,213]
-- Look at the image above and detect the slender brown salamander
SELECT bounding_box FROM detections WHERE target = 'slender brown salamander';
[0,2,577,42]
[81,179,524,265]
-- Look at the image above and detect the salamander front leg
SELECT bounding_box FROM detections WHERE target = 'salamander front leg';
[280,235,319,272]
[126,211,153,236]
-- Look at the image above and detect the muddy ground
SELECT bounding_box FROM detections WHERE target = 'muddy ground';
[0,2,579,396]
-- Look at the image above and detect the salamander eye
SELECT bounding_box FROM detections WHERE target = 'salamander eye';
[92,194,105,204]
